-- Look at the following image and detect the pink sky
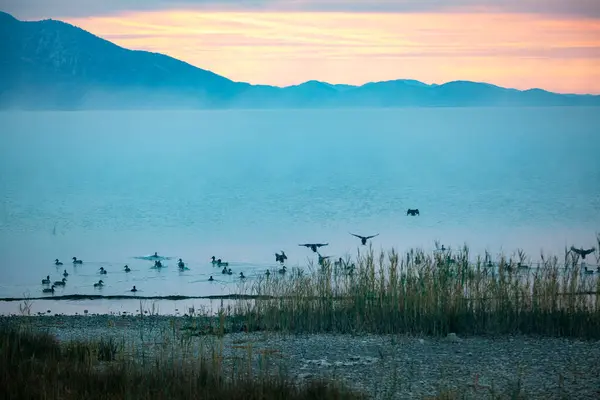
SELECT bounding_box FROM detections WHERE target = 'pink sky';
[5,1,600,93]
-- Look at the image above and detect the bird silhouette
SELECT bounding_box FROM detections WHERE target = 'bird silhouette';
[317,252,331,266]
[275,251,288,263]
[299,243,328,253]
[350,233,379,245]
[570,246,596,260]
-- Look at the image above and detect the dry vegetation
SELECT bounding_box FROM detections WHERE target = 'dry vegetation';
[230,238,600,339]
[0,325,365,400]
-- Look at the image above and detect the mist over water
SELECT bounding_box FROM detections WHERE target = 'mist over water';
[0,107,599,309]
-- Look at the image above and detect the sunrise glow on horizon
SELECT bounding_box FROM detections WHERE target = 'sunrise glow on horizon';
[5,1,600,94]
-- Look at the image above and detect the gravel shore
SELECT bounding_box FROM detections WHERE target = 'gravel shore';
[3,315,600,399]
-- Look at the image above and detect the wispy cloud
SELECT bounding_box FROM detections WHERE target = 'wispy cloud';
[58,10,600,93]
[3,0,600,19]
[3,2,599,93]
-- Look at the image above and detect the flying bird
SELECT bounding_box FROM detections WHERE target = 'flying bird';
[350,233,379,245]
[275,251,287,263]
[570,246,596,260]
[299,243,328,253]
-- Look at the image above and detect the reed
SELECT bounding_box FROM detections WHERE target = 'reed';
[234,243,600,338]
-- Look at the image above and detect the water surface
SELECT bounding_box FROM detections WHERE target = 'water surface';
[1,108,599,312]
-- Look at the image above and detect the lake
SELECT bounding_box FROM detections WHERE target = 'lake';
[1,107,599,314]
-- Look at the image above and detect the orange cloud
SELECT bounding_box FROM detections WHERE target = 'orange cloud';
[65,10,600,93]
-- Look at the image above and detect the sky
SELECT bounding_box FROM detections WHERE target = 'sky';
[3,0,600,94]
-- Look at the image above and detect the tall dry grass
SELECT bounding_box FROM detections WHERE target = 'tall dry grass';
[233,242,600,338]
[0,325,365,400]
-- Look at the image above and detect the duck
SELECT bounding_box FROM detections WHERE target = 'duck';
[239,272,246,279]
[334,257,343,267]
[151,252,160,258]
[131,286,138,292]
[275,251,287,264]
[278,265,287,274]
[99,267,107,275]
[221,267,227,274]
[72,257,83,264]
[93,280,104,287]
[42,275,51,285]
[177,258,185,269]
[42,285,55,293]
[124,265,131,273]
[217,259,229,267]
[54,259,63,266]
[154,260,163,268]
[349,233,379,246]
[211,256,218,265]
[227,268,233,275]
[317,253,330,266]
[584,266,595,275]
[299,243,328,253]
[63,270,69,277]
[208,276,214,281]
[53,277,67,286]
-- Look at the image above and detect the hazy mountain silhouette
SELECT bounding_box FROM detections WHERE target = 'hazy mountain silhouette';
[1,11,598,110]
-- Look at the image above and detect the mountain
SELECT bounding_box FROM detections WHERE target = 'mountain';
[1,11,599,110]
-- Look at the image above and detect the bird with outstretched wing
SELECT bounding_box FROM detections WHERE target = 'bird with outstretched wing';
[350,233,379,245]
[298,243,328,252]
[570,246,596,260]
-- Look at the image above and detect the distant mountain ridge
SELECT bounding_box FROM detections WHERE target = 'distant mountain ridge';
[1,11,598,110]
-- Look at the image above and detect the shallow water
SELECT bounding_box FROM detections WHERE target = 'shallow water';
[1,108,599,313]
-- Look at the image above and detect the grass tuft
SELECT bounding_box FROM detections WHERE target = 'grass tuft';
[0,326,365,400]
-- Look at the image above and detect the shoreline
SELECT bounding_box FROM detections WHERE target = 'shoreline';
[5,315,600,399]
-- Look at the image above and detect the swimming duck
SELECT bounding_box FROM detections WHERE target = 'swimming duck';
[63,270,69,277]
[72,257,83,264]
[227,268,233,275]
[54,259,63,266]
[53,277,67,286]
[350,233,379,246]
[93,280,104,287]
[178,259,185,269]
[239,272,246,279]
[154,260,163,268]
[131,286,138,292]
[42,275,51,285]
[124,265,131,273]
[208,276,214,281]
[584,266,595,275]
[217,259,229,267]
[211,256,218,265]
[278,265,287,274]
[221,267,227,274]
[42,285,55,293]
[152,252,159,258]
[99,267,107,275]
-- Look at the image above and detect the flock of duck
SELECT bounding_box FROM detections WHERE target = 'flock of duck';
[39,233,388,295]
[40,233,599,294]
